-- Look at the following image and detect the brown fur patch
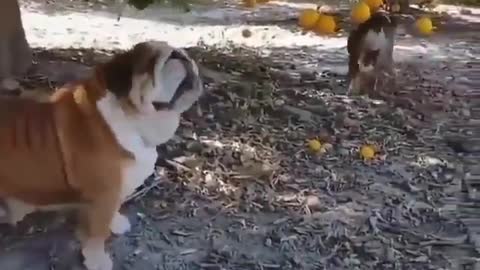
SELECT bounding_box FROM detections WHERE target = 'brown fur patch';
[100,42,161,99]
[0,74,132,204]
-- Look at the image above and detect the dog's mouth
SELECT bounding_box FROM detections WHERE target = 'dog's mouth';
[151,49,202,112]
[152,101,171,111]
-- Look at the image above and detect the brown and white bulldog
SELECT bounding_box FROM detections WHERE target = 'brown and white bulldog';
[0,40,202,270]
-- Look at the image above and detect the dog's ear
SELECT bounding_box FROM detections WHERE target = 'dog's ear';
[130,42,164,86]
[101,50,134,98]
[100,41,171,102]
[389,14,398,27]
[128,42,170,113]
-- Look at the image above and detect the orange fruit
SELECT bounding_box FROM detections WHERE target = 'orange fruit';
[351,1,371,24]
[314,14,336,34]
[308,139,322,152]
[415,16,434,35]
[360,145,376,160]
[298,9,321,29]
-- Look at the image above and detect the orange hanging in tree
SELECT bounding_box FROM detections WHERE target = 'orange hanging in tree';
[298,8,321,29]
[351,1,371,24]
[314,14,336,35]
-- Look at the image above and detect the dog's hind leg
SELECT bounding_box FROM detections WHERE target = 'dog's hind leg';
[80,187,121,270]
[78,168,123,270]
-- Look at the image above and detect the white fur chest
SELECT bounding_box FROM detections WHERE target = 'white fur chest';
[362,28,394,71]
[96,94,158,201]
[116,134,157,201]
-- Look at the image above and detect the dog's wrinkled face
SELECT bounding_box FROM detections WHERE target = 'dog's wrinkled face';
[102,40,203,115]
[100,41,203,146]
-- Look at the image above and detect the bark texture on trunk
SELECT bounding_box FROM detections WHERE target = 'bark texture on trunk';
[0,0,32,81]
[399,0,410,13]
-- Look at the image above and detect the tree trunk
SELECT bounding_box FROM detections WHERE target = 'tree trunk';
[399,0,410,13]
[0,0,32,90]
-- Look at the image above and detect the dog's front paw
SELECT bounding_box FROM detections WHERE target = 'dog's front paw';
[1,78,20,91]
[347,82,358,95]
[82,246,113,270]
[110,212,131,235]
[5,199,36,225]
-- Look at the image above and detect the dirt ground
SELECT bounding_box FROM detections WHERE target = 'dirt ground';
[0,1,479,270]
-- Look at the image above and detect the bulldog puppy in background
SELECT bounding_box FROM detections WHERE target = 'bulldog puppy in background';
[347,10,397,96]
[0,40,202,270]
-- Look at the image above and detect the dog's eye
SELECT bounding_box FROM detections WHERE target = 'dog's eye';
[152,101,171,111]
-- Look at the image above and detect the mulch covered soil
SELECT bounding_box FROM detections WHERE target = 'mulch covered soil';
[0,8,478,270]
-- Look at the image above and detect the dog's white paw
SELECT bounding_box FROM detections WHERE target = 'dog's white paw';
[110,213,131,235]
[347,81,356,95]
[347,83,352,95]
[1,78,20,91]
[0,206,9,224]
[82,246,113,270]
[5,199,36,225]
[0,206,7,217]
[9,212,28,225]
